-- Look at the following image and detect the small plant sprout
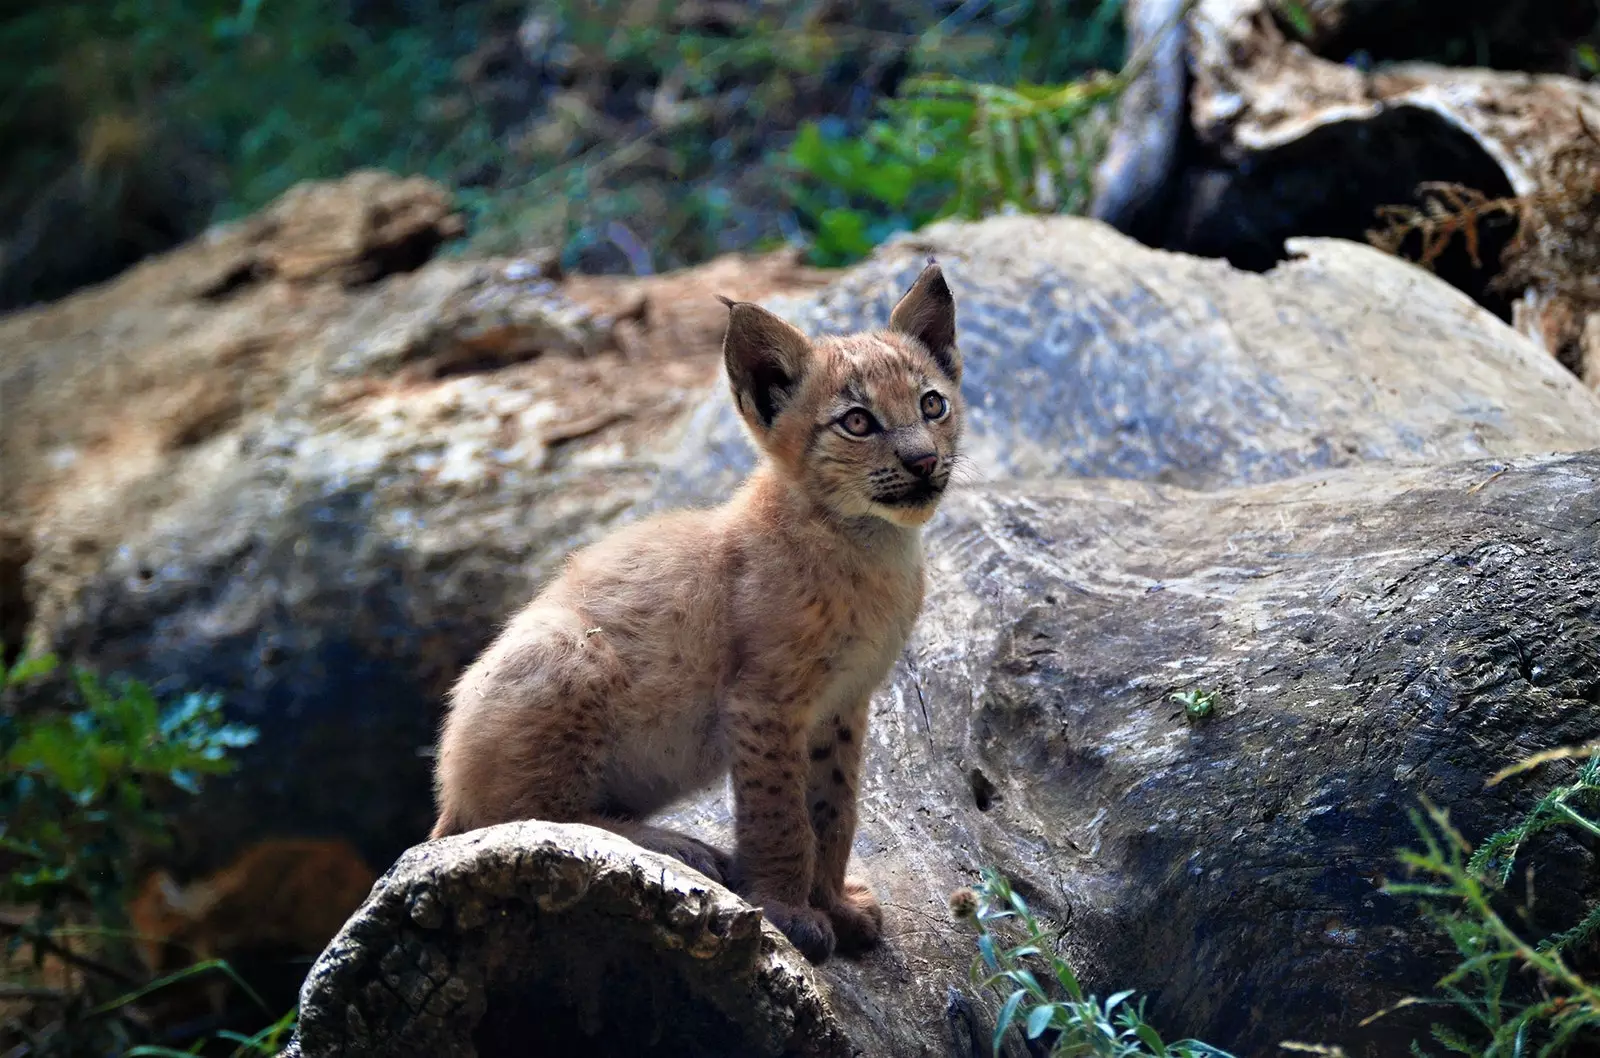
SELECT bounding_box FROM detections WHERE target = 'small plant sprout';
[1170,688,1222,722]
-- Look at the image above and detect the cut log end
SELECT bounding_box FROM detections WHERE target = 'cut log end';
[286,822,851,1058]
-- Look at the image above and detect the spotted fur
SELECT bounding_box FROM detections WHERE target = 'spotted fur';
[430,262,965,963]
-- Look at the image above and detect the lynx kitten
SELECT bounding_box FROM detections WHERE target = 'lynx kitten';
[431,262,964,962]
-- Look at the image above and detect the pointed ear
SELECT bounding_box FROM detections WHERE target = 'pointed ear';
[889,260,960,383]
[155,872,188,911]
[719,296,812,432]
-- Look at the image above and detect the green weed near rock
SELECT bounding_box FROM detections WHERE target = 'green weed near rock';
[0,648,285,1058]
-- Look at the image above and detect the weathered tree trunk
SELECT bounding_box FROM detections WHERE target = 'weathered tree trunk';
[1095,0,1600,384]
[289,450,1600,1057]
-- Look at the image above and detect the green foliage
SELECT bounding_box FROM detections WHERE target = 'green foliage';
[782,68,1127,266]
[1381,756,1600,1057]
[0,0,1138,285]
[957,867,1237,1057]
[125,1001,296,1058]
[1577,42,1600,78]
[0,649,269,1057]
[2,653,256,922]
[1272,1,1317,42]
[470,0,1131,269]
[0,0,513,221]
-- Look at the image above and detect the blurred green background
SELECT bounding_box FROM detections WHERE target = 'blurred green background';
[0,0,1133,307]
[5,0,1597,310]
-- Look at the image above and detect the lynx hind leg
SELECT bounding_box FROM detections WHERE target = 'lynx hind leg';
[608,821,733,887]
[430,609,617,838]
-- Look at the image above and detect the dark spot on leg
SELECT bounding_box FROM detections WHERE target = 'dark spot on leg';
[766,783,782,795]
[832,768,846,785]
[810,745,831,761]
[837,727,853,744]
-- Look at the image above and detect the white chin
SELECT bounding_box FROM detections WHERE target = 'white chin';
[874,502,938,528]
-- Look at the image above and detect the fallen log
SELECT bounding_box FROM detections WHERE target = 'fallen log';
[290,450,1600,1056]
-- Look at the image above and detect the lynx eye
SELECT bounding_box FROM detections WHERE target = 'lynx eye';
[921,391,949,420]
[837,408,879,437]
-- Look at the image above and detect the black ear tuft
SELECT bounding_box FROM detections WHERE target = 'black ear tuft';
[722,302,812,432]
[889,262,960,383]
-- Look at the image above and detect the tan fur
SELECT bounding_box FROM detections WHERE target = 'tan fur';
[430,262,965,962]
[127,838,376,995]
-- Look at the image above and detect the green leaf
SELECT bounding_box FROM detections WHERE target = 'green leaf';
[1009,968,1047,1000]
[89,957,269,1017]
[1025,1002,1057,1039]
[1134,1020,1170,1055]
[1277,0,1315,39]
[993,989,1025,1055]
[1053,955,1085,1001]
[4,653,59,687]
[978,932,999,971]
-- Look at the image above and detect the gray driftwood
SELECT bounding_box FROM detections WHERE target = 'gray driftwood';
[288,451,1600,1056]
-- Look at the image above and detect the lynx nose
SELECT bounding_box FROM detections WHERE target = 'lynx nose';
[902,452,939,478]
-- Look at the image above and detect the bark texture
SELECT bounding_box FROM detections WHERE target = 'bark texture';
[282,823,848,1058]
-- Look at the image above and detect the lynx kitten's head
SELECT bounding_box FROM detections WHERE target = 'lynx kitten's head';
[720,261,964,528]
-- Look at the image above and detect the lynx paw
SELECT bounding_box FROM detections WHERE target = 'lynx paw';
[827,876,884,954]
[761,899,837,964]
[632,830,733,887]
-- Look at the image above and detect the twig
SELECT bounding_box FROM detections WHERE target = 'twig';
[1466,467,1508,494]
[0,986,70,1001]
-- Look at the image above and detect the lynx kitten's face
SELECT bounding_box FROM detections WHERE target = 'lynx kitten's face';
[800,333,964,527]
[722,262,966,529]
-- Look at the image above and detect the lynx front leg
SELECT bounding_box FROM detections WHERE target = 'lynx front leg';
[728,703,836,963]
[807,699,883,953]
